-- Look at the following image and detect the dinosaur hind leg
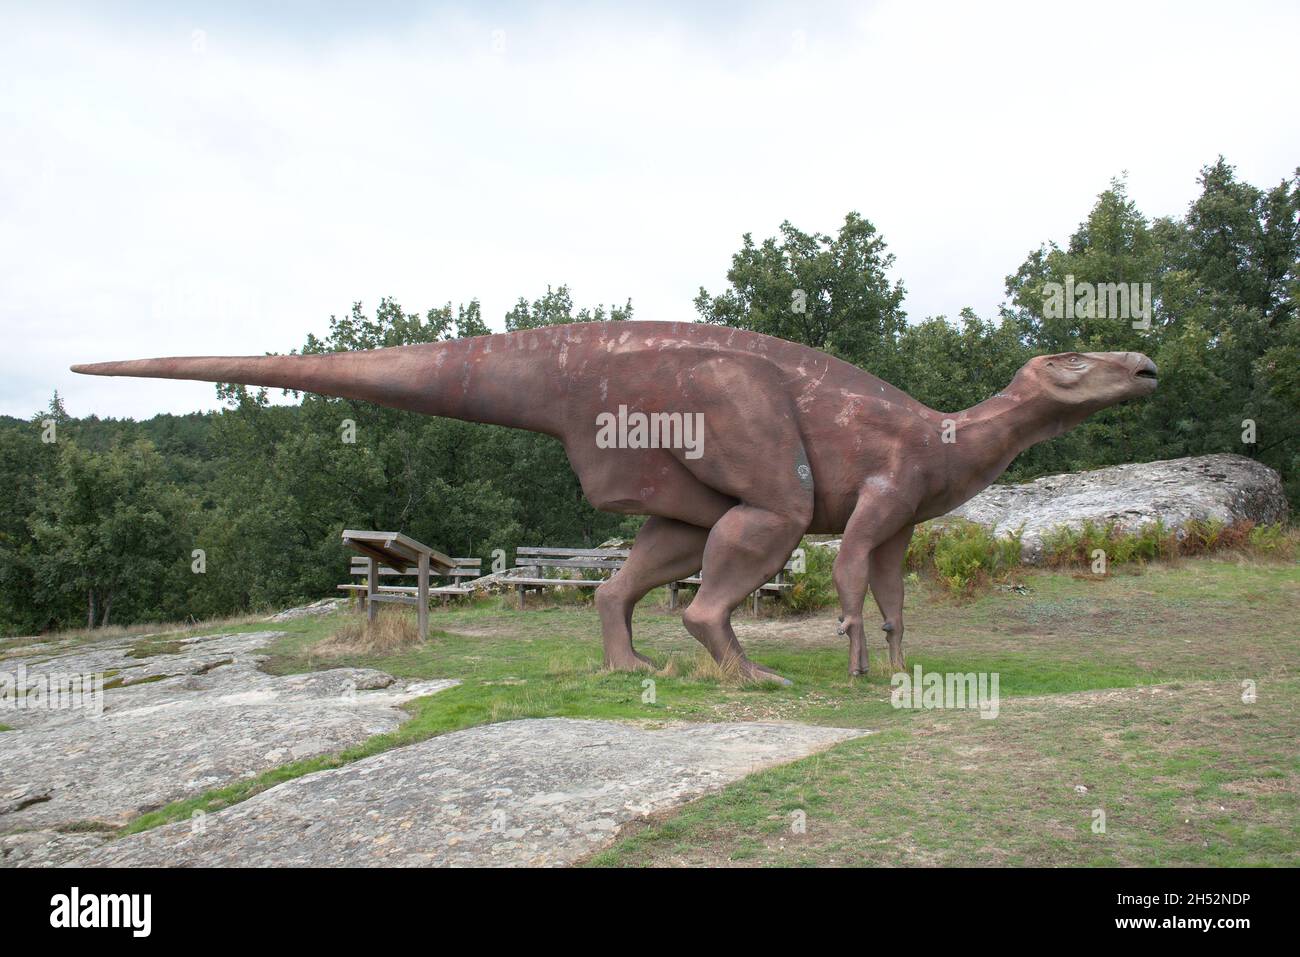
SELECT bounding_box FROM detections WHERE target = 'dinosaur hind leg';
[681,503,807,685]
[597,517,709,672]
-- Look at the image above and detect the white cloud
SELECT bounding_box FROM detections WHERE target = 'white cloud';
[2,0,1296,418]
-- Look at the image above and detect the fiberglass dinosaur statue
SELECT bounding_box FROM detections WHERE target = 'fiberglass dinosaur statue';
[73,321,1157,683]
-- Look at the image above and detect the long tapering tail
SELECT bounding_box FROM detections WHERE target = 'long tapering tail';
[71,339,552,432]
[71,347,448,413]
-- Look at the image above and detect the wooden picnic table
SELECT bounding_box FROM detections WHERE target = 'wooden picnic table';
[340,530,454,641]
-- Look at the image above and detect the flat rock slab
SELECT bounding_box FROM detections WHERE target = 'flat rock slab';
[0,630,456,866]
[265,598,347,621]
[74,718,869,867]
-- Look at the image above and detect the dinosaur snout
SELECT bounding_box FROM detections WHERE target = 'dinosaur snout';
[1130,353,1157,388]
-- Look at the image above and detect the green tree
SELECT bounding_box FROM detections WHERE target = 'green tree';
[28,440,193,628]
[1004,176,1164,353]
[1170,160,1300,501]
[504,284,632,331]
[1002,161,1299,496]
[694,212,908,381]
[0,402,62,633]
[894,309,1031,414]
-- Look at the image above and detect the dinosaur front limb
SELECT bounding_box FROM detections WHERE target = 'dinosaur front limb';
[869,524,913,672]
[833,536,872,677]
[834,495,912,677]
[596,516,707,672]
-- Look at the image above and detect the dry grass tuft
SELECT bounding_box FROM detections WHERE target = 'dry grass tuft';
[317,609,424,657]
[658,648,776,684]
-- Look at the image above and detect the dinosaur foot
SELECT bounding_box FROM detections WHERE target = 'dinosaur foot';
[735,657,792,687]
[603,649,657,673]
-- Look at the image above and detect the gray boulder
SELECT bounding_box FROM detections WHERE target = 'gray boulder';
[948,453,1288,563]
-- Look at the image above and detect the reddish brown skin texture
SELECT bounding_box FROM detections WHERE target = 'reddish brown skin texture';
[73,321,1157,682]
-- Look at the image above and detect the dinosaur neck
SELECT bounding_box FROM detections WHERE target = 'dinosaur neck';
[947,378,1089,499]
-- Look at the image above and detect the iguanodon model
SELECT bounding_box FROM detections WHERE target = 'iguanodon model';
[74,321,1157,683]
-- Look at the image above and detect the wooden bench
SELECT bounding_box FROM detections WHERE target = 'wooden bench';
[512,546,628,607]
[341,555,481,596]
[668,555,798,615]
[511,545,796,614]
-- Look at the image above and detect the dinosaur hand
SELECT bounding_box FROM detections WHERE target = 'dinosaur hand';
[881,619,905,672]
[839,615,869,676]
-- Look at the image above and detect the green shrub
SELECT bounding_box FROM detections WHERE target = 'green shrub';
[776,519,1294,612]
[783,539,836,612]
[904,523,944,572]
[1109,527,1141,565]
[1041,524,1077,565]
[1043,517,1295,569]
[1247,522,1296,557]
[1181,518,1226,554]
[929,520,1021,594]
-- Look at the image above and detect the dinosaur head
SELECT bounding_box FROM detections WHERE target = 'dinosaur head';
[1019,350,1157,411]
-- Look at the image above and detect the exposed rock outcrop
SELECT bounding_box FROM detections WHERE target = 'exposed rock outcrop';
[0,630,456,866]
[815,454,1286,564]
[948,453,1288,563]
[266,597,347,621]
[73,718,869,867]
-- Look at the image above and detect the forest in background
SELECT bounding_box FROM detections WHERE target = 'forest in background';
[1,157,1295,635]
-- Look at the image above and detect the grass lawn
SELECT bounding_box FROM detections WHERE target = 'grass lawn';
[89,557,1298,864]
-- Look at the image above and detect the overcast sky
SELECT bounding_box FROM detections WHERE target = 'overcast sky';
[3,0,1297,420]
